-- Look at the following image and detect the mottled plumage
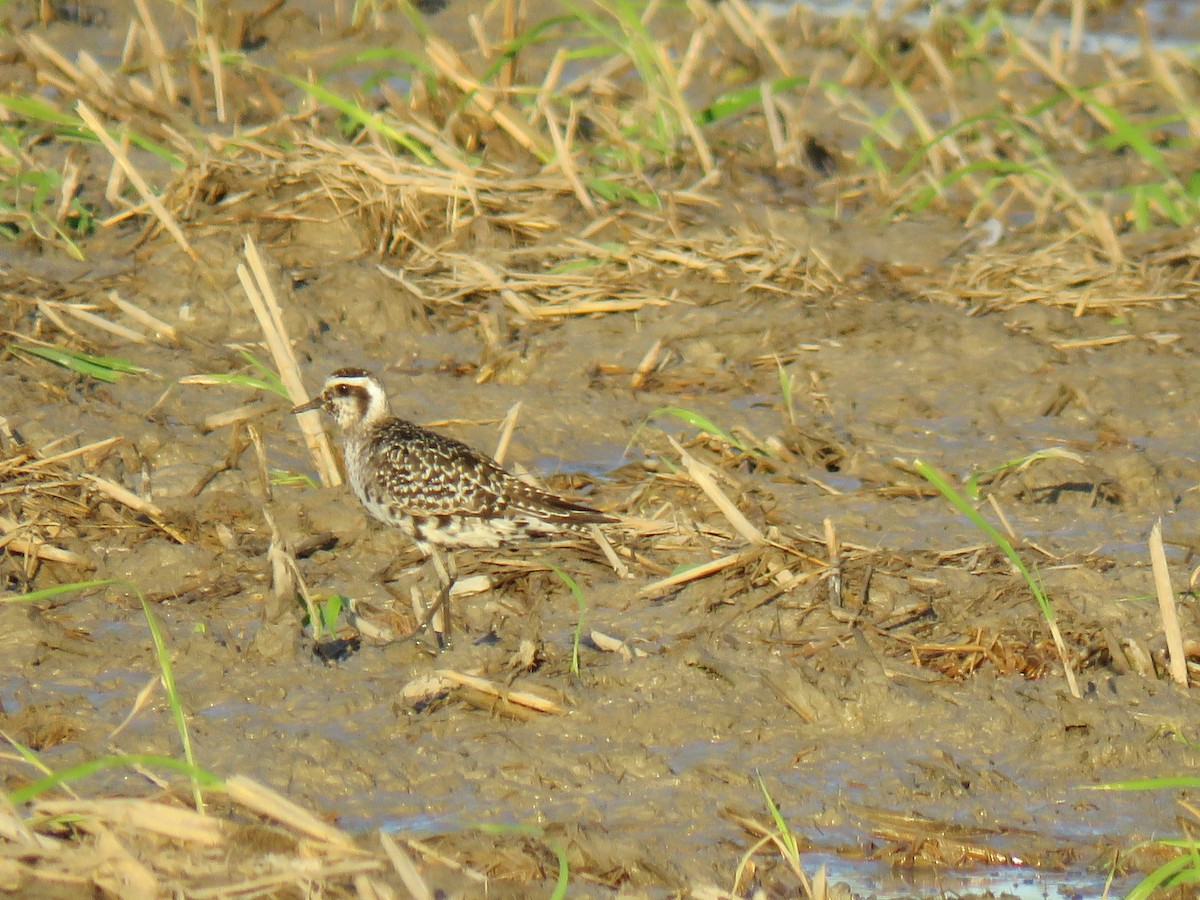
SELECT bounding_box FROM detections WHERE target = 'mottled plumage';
[292,367,614,555]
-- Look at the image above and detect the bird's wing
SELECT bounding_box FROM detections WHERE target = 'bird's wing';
[368,423,514,518]
[368,420,613,524]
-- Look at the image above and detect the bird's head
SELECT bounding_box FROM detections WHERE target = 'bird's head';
[292,367,390,431]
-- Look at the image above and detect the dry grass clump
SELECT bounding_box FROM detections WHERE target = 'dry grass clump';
[905,234,1200,318]
[0,430,122,583]
[6,0,1200,303]
[0,775,486,897]
[158,136,847,325]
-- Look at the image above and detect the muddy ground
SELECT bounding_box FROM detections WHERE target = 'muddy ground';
[3,1,1200,897]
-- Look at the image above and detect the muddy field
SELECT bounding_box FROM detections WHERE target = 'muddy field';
[3,1,1200,897]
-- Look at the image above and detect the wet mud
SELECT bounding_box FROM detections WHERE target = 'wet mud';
[3,0,1200,897]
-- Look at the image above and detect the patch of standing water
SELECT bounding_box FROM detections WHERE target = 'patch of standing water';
[775,0,1200,54]
[807,854,1125,900]
[531,441,637,481]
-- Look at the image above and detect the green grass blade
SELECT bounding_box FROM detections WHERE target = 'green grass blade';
[548,838,570,900]
[0,730,57,778]
[269,469,319,488]
[14,345,145,382]
[586,175,659,208]
[320,594,345,637]
[963,448,1085,500]
[7,754,221,805]
[1064,83,1171,179]
[138,591,204,812]
[548,565,586,676]
[776,358,796,427]
[191,371,288,397]
[650,406,749,453]
[0,94,81,127]
[286,76,436,164]
[913,459,1056,624]
[1125,853,1198,900]
[187,350,289,399]
[478,16,574,85]
[1,579,112,604]
[758,774,798,860]
[697,76,808,124]
[238,350,288,396]
[328,46,438,79]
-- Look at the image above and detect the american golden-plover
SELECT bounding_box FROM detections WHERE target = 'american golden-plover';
[293,367,614,639]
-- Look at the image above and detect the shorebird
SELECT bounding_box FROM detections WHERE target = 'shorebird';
[292,366,614,640]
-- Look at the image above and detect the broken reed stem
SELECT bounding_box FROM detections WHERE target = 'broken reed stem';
[223,775,361,852]
[436,669,564,715]
[823,517,842,606]
[82,474,188,544]
[378,832,434,900]
[107,291,179,342]
[13,436,121,472]
[34,798,223,846]
[238,236,341,487]
[638,549,747,597]
[74,101,197,263]
[0,526,91,568]
[591,524,629,578]
[668,435,764,545]
[493,401,521,465]
[1149,519,1188,686]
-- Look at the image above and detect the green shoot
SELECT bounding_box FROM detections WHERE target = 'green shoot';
[963,448,1086,500]
[3,581,211,811]
[474,822,570,898]
[307,594,345,639]
[326,46,439,95]
[6,753,221,805]
[645,406,751,454]
[697,76,808,125]
[1086,776,1200,900]
[776,358,797,428]
[1088,776,1200,792]
[186,350,290,399]
[0,94,87,129]
[1126,854,1200,900]
[585,175,659,208]
[913,460,1080,699]
[0,94,180,167]
[734,775,810,894]
[759,774,800,866]
[286,76,436,164]
[558,0,686,151]
[0,136,96,259]
[300,594,346,640]
[548,565,586,676]
[269,469,319,488]
[0,579,112,604]
[477,17,574,86]
[138,589,204,812]
[0,730,59,782]
[14,345,146,382]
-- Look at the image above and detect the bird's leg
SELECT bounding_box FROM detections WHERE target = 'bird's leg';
[398,550,459,650]
[427,547,458,649]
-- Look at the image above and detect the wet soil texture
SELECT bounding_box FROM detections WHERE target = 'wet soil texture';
[2,0,1200,896]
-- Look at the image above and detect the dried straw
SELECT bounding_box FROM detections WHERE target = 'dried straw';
[237,236,341,487]
[1149,519,1188,686]
[75,102,196,262]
